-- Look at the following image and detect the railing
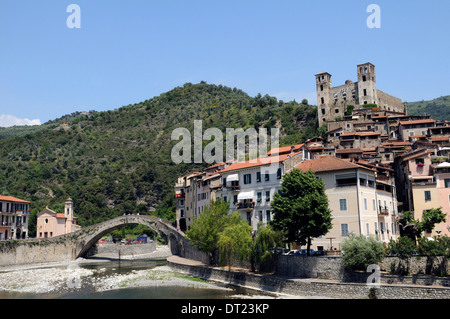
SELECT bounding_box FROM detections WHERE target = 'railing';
[379,206,389,215]
[236,202,255,209]
[225,184,240,191]
[175,193,185,199]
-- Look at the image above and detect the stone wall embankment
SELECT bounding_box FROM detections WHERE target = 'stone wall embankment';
[0,239,76,267]
[87,242,157,257]
[168,256,450,299]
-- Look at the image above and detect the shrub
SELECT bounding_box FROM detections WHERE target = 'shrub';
[341,235,385,270]
[387,236,417,260]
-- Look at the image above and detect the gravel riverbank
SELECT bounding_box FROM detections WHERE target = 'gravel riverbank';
[0,246,231,296]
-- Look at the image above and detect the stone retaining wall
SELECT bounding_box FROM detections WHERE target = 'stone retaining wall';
[87,242,157,256]
[168,257,450,299]
[275,255,449,285]
[0,239,76,267]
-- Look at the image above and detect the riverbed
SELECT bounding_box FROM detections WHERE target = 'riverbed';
[0,246,282,299]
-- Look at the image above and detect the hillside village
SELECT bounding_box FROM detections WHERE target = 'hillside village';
[174,62,450,252]
[1,62,449,251]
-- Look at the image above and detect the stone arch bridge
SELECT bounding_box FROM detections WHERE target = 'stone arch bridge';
[0,215,208,267]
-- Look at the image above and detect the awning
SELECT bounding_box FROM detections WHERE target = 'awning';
[238,191,254,201]
[227,174,239,182]
[436,162,450,168]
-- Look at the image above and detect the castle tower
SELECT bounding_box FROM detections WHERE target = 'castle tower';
[315,72,332,126]
[65,198,74,234]
[356,62,378,106]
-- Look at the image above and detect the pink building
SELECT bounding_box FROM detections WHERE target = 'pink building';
[435,162,450,237]
[36,198,80,238]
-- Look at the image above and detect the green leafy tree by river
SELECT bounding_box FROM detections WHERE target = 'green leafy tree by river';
[270,169,333,255]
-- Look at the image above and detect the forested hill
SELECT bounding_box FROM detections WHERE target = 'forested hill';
[0,82,322,235]
[406,95,450,121]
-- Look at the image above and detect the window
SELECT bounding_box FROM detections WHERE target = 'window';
[444,179,450,188]
[364,198,368,210]
[336,173,357,187]
[266,210,271,222]
[180,209,185,218]
[363,89,367,96]
[257,192,262,202]
[244,174,252,184]
[265,172,270,181]
[366,223,370,236]
[339,198,347,211]
[277,168,282,179]
[223,196,227,203]
[256,172,261,183]
[233,195,238,204]
[341,224,349,236]
[425,191,431,201]
[265,191,271,201]
[415,158,424,165]
[372,199,376,211]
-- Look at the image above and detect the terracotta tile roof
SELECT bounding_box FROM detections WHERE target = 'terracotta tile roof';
[381,141,411,146]
[296,156,373,173]
[56,213,66,219]
[400,148,433,162]
[0,195,30,204]
[220,152,301,173]
[431,136,450,142]
[358,132,381,136]
[335,148,363,154]
[267,144,304,156]
[399,119,435,126]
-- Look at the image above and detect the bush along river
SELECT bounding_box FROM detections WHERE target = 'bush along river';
[0,246,280,299]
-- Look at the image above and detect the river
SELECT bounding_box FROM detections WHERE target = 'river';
[0,246,280,299]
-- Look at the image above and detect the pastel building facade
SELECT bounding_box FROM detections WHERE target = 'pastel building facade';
[394,147,450,237]
[296,156,399,251]
[36,198,80,238]
[0,195,30,240]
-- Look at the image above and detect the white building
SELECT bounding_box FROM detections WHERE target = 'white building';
[220,152,304,230]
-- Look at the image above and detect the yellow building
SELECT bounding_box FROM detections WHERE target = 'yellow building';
[297,156,399,252]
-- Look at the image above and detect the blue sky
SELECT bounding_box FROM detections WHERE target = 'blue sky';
[0,0,449,126]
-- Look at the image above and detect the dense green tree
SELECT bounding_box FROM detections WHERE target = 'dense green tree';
[270,169,332,255]
[399,208,446,242]
[186,199,230,263]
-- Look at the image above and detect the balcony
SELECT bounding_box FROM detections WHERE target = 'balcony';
[235,201,255,210]
[225,181,240,191]
[175,192,185,199]
[379,206,389,216]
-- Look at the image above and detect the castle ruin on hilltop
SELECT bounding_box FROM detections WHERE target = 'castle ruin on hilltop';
[316,62,406,126]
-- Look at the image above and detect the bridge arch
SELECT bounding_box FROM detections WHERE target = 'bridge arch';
[72,215,184,259]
